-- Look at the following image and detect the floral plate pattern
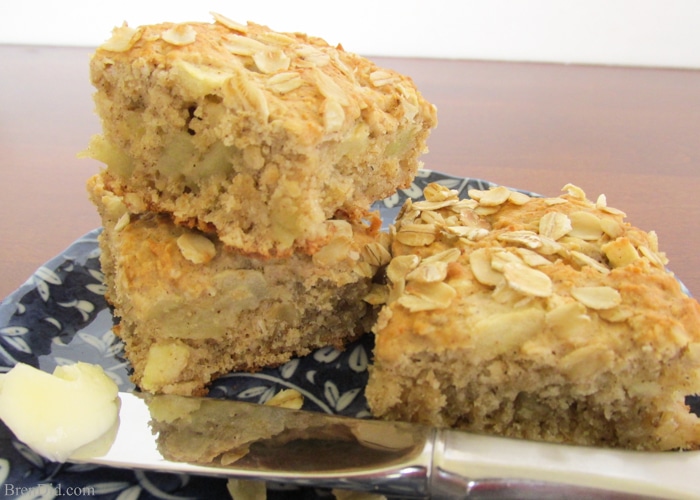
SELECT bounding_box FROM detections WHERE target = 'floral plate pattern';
[0,170,499,499]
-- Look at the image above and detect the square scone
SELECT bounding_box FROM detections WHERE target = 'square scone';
[365,182,700,450]
[82,14,437,257]
[88,173,387,396]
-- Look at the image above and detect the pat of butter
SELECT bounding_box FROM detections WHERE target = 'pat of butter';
[0,362,119,462]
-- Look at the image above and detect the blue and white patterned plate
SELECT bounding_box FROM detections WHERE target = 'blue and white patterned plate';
[0,170,499,499]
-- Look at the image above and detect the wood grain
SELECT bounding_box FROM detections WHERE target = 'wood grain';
[1,45,699,299]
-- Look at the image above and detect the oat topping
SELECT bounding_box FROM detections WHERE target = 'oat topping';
[394,223,437,247]
[571,286,622,310]
[539,211,572,241]
[257,31,298,46]
[405,260,449,283]
[312,67,350,105]
[161,24,197,46]
[503,262,553,298]
[210,12,248,33]
[562,183,587,200]
[223,34,269,56]
[508,190,532,205]
[100,23,143,52]
[292,47,327,68]
[266,71,303,93]
[568,211,604,241]
[468,185,511,206]
[423,183,458,202]
[570,250,611,274]
[379,181,668,318]
[497,230,543,250]
[386,254,421,285]
[370,70,401,87]
[362,241,392,267]
[469,248,505,287]
[224,69,270,121]
[398,281,457,312]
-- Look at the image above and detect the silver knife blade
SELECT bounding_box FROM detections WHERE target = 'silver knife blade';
[74,392,435,497]
[64,392,699,499]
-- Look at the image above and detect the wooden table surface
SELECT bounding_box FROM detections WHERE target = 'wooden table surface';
[1,44,700,300]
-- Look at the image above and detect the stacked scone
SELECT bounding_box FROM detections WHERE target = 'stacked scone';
[84,14,436,395]
[365,182,700,450]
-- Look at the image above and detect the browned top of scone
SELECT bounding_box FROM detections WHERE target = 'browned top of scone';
[371,182,700,371]
[91,14,437,147]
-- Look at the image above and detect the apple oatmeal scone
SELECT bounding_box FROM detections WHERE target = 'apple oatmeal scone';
[365,182,700,451]
[88,174,387,396]
[82,14,436,257]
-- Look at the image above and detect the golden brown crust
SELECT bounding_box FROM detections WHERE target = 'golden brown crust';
[83,16,436,256]
[366,182,700,450]
[88,173,386,395]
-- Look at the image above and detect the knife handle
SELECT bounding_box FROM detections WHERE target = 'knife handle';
[431,476,663,499]
[429,429,699,499]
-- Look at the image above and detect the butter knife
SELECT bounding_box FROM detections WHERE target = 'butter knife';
[62,392,698,499]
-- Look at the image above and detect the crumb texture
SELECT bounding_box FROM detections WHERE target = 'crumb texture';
[89,174,385,395]
[365,182,700,451]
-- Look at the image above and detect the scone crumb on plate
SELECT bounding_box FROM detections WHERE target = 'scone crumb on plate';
[264,389,304,410]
